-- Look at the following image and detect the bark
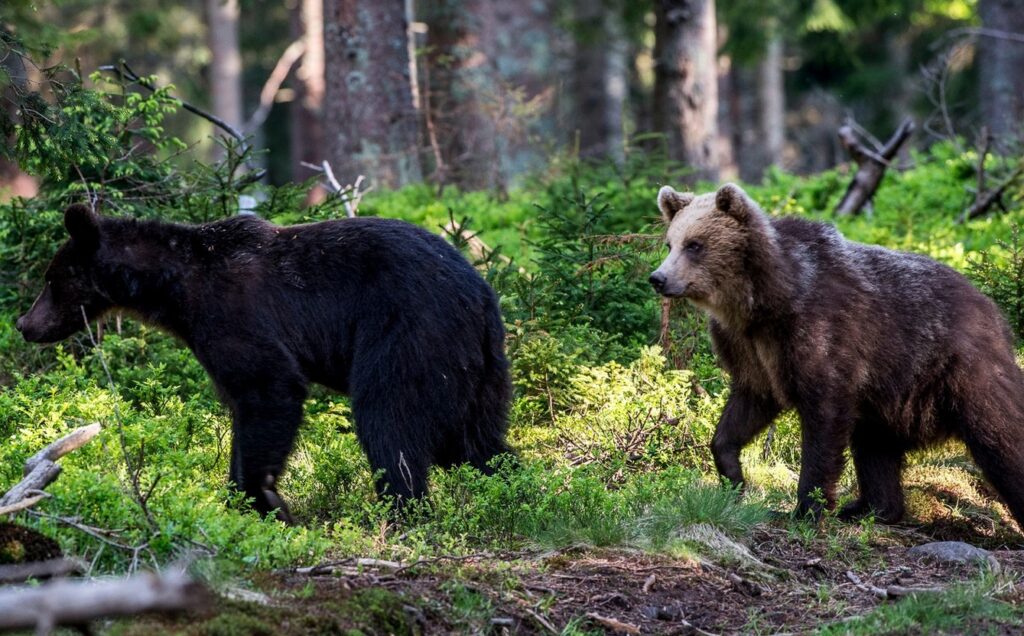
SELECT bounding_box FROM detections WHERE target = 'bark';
[715,25,737,180]
[205,0,244,158]
[324,0,422,188]
[759,35,784,169]
[726,63,761,183]
[652,0,719,183]
[572,0,626,163]
[978,0,1024,140]
[290,0,327,202]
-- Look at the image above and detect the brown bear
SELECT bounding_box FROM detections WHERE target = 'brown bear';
[17,205,513,522]
[650,183,1024,527]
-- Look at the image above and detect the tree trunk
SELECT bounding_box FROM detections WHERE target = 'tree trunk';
[978,0,1024,141]
[488,0,562,188]
[759,34,784,169]
[0,48,38,199]
[206,0,244,158]
[572,0,626,163]
[419,0,500,189]
[324,0,422,188]
[290,0,327,202]
[652,0,719,183]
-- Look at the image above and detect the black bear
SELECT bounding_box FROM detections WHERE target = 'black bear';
[17,205,512,522]
[650,183,1024,528]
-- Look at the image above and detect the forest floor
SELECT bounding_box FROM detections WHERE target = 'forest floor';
[110,517,1024,636]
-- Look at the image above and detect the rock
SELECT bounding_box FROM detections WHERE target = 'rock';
[907,541,1000,572]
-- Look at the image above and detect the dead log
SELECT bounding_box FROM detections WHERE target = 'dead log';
[0,423,102,512]
[0,568,205,634]
[958,132,1024,222]
[835,118,915,216]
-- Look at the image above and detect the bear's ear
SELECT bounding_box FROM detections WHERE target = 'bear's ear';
[64,204,100,250]
[657,186,695,223]
[715,183,755,222]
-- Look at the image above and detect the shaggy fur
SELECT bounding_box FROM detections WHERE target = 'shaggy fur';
[651,184,1024,526]
[18,205,513,522]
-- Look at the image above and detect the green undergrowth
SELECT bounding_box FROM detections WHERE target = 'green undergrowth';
[1,81,1023,588]
[817,573,1022,635]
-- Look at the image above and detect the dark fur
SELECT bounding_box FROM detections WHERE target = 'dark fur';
[652,185,1024,526]
[18,206,513,522]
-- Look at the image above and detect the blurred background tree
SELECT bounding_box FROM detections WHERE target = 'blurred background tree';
[1,0,1020,196]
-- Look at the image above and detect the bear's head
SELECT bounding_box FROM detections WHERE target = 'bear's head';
[649,183,763,319]
[16,205,113,343]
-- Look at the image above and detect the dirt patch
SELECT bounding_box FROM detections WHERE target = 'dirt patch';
[109,523,1024,635]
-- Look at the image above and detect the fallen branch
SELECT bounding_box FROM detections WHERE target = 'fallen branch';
[585,612,640,634]
[523,606,559,634]
[0,423,102,512]
[959,148,1024,223]
[0,568,205,634]
[845,570,888,600]
[885,584,945,598]
[293,557,404,575]
[835,118,915,216]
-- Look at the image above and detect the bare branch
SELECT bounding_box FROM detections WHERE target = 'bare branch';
[299,161,370,217]
[97,62,265,181]
[243,40,306,134]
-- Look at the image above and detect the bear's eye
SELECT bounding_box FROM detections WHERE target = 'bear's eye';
[684,240,703,254]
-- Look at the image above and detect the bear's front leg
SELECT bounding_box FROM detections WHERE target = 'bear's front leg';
[227,377,307,524]
[711,386,781,489]
[793,401,853,519]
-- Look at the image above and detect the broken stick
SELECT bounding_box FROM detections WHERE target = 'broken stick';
[835,118,915,216]
[0,423,102,512]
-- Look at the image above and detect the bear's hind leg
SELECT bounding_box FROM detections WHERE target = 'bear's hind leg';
[956,376,1024,528]
[351,396,430,504]
[839,424,906,524]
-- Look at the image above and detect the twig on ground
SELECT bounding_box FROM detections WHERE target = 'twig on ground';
[642,573,656,594]
[523,606,559,634]
[885,584,945,598]
[585,612,640,634]
[845,570,888,600]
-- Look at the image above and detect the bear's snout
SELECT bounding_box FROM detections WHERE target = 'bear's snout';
[649,271,667,294]
[14,315,25,333]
